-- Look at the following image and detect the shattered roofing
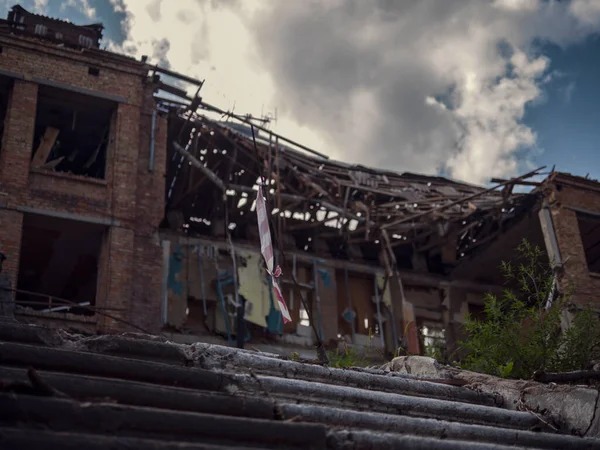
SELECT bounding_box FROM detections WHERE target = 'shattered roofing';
[548,171,600,190]
[1,321,599,449]
[164,109,542,270]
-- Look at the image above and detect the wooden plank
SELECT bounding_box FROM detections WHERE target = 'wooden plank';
[38,156,64,170]
[31,127,59,168]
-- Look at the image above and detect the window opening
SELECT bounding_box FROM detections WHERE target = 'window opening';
[31,86,115,179]
[16,214,105,316]
[576,212,600,273]
[299,304,310,327]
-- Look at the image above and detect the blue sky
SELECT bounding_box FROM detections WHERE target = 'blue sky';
[526,37,600,180]
[2,0,600,185]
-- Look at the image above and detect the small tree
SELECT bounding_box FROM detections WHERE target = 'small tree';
[460,239,600,379]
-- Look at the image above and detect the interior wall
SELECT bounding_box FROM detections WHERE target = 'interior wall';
[336,271,377,337]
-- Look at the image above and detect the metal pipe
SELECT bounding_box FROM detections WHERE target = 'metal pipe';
[312,260,324,340]
[149,109,157,171]
[290,254,296,310]
[344,269,355,343]
[41,301,90,313]
[198,246,208,316]
[161,240,171,325]
[373,276,385,349]
[388,284,399,350]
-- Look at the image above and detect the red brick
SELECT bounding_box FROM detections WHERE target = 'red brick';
[547,179,600,307]
[0,32,166,334]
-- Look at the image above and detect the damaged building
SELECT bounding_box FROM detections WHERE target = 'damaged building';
[0,4,598,360]
[0,4,171,334]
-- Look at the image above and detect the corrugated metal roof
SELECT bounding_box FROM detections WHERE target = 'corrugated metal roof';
[1,321,598,449]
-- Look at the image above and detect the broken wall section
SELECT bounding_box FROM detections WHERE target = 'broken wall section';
[162,234,402,356]
[547,176,600,309]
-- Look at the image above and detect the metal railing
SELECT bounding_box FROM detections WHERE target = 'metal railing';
[4,287,126,314]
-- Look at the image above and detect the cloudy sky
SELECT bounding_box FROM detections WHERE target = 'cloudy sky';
[3,0,600,185]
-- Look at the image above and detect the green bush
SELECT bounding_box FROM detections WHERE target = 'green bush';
[328,345,364,368]
[328,327,382,368]
[460,239,600,379]
[423,339,445,363]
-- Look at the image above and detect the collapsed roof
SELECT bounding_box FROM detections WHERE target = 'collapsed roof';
[162,99,543,273]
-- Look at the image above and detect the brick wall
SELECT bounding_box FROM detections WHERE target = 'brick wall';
[0,36,145,105]
[0,33,167,334]
[129,87,168,333]
[100,226,135,333]
[548,179,600,307]
[0,80,37,191]
[0,208,23,289]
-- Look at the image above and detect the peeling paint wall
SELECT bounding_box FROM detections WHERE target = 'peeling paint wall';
[237,251,270,328]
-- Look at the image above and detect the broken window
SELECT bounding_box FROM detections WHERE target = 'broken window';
[16,213,105,315]
[31,86,115,179]
[421,324,445,348]
[78,35,94,48]
[299,304,310,327]
[34,24,47,35]
[420,322,446,358]
[576,211,600,273]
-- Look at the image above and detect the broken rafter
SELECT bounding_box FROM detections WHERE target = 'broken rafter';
[199,100,329,160]
[381,167,546,230]
[227,183,363,224]
[158,82,190,100]
[173,141,225,192]
[490,178,542,186]
[152,65,204,87]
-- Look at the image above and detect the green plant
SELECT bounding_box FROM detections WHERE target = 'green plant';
[551,305,600,372]
[328,344,363,368]
[459,239,600,379]
[328,327,380,368]
[423,339,445,362]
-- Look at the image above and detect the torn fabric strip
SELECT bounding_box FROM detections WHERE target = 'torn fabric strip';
[256,185,292,323]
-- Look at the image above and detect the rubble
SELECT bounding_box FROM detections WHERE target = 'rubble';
[382,355,600,437]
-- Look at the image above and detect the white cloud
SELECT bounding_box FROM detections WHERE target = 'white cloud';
[61,0,97,19]
[32,0,48,14]
[570,0,600,27]
[492,0,540,12]
[110,0,600,185]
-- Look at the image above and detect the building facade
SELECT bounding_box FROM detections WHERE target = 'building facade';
[0,8,167,334]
